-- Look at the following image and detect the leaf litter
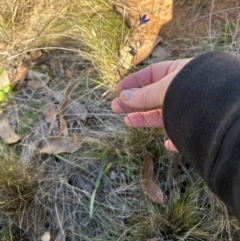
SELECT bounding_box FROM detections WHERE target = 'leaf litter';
[1,0,240,240]
[39,134,81,154]
[25,69,85,155]
[0,116,21,144]
[1,4,215,237]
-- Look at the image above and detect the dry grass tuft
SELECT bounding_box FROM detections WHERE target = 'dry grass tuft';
[0,0,69,47]
[0,0,127,89]
[0,145,36,215]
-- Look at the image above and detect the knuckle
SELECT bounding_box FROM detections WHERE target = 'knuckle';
[139,87,151,107]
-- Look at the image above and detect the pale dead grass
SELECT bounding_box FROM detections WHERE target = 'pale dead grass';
[0,0,127,90]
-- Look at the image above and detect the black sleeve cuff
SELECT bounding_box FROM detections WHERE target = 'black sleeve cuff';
[162,51,240,220]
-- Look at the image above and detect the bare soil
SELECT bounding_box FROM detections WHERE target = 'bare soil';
[161,0,240,57]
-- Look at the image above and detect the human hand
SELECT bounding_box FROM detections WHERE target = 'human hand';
[111,58,192,151]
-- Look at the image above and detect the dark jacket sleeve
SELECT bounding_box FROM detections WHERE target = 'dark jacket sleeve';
[162,51,240,220]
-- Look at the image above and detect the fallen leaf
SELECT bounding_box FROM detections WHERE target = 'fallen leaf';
[58,94,68,136]
[39,134,81,154]
[27,70,49,89]
[41,232,50,241]
[44,93,58,132]
[0,117,21,144]
[27,70,49,82]
[56,85,74,137]
[65,99,89,123]
[13,64,29,90]
[141,153,164,205]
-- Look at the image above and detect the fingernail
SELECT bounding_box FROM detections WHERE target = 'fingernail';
[121,90,132,101]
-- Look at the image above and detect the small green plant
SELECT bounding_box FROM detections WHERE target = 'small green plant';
[90,151,112,218]
[17,99,45,136]
[0,83,12,102]
[164,185,209,239]
[217,21,235,47]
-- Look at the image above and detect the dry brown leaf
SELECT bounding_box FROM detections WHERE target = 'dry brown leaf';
[141,153,164,205]
[57,90,70,136]
[44,93,58,132]
[39,134,81,154]
[65,99,89,123]
[41,232,50,241]
[27,70,49,82]
[58,103,68,136]
[13,64,29,90]
[0,117,21,144]
[27,70,49,89]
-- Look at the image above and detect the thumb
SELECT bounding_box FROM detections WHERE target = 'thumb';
[120,71,177,110]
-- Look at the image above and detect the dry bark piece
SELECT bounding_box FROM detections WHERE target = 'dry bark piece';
[0,117,21,144]
[39,134,81,154]
[141,153,164,205]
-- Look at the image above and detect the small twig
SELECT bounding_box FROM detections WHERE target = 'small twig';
[54,188,65,236]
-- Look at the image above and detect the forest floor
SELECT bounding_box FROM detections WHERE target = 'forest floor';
[0,0,240,240]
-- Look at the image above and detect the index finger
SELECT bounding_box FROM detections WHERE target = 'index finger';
[115,59,183,95]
